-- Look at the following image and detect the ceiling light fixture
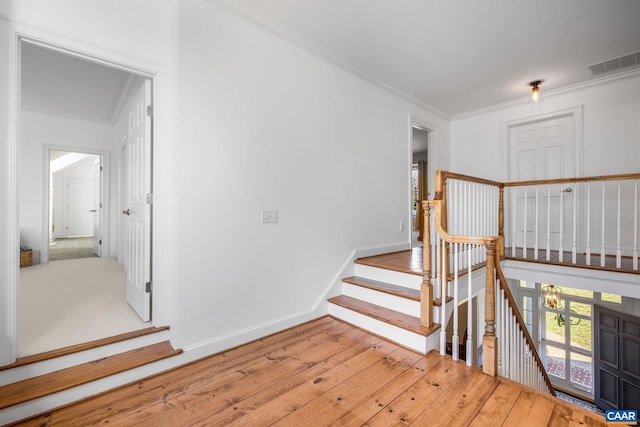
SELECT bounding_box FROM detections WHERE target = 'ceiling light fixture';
[542,284,562,310]
[529,80,543,103]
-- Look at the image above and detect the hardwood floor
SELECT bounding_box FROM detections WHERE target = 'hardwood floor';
[13,317,605,426]
[356,246,639,275]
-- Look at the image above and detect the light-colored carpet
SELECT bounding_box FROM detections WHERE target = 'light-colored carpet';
[49,236,95,261]
[19,257,150,357]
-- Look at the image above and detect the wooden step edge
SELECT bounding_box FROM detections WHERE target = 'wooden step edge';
[342,276,420,301]
[353,258,423,276]
[328,295,440,336]
[0,326,170,372]
[0,341,182,410]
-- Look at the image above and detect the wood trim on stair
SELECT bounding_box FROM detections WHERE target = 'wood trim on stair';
[0,326,171,371]
[0,341,182,410]
[328,295,440,336]
[342,276,420,301]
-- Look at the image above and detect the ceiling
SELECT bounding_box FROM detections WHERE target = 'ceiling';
[21,43,134,123]
[20,1,640,120]
[231,0,640,117]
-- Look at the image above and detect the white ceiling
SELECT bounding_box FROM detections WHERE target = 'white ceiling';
[21,43,134,123]
[229,0,640,117]
[19,1,640,120]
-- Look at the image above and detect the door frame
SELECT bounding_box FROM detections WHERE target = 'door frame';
[42,146,110,263]
[408,115,439,246]
[6,33,161,364]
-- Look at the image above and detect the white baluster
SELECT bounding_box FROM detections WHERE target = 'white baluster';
[466,244,473,366]
[512,187,517,257]
[601,182,606,267]
[559,184,564,263]
[440,238,446,356]
[617,181,622,268]
[546,185,551,261]
[572,183,577,264]
[523,187,528,258]
[586,183,591,265]
[634,180,638,270]
[534,186,539,260]
[452,243,459,361]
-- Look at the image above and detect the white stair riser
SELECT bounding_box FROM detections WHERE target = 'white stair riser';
[342,283,419,317]
[0,330,170,386]
[354,265,421,290]
[329,303,430,354]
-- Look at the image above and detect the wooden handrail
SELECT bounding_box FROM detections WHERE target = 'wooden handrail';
[493,253,556,396]
[503,172,640,187]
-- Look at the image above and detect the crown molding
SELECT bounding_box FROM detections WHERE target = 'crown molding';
[202,0,451,121]
[452,66,640,121]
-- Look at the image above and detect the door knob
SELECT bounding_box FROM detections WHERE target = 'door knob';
[563,188,572,193]
[122,209,131,216]
[89,209,97,212]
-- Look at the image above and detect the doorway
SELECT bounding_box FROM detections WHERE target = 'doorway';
[411,125,430,246]
[17,40,153,357]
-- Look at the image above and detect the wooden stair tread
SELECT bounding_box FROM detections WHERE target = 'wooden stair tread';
[0,326,170,371]
[342,276,419,301]
[328,295,440,336]
[0,341,181,410]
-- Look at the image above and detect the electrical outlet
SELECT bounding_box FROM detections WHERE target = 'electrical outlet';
[399,221,405,232]
[261,210,278,224]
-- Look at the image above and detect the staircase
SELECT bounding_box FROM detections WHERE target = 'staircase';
[0,327,182,425]
[328,255,446,354]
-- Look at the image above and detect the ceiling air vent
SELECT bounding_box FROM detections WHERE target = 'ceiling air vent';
[589,51,640,76]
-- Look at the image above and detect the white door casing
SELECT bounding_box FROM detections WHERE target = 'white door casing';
[508,114,577,251]
[125,79,152,322]
[93,157,102,256]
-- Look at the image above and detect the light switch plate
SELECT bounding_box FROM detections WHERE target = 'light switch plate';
[261,210,278,224]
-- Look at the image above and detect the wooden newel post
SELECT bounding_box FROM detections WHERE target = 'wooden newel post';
[483,240,498,377]
[420,201,433,328]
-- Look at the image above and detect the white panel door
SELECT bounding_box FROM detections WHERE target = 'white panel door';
[125,79,152,322]
[92,157,102,256]
[64,177,94,237]
[509,115,575,250]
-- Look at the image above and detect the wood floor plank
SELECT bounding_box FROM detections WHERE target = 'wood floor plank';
[209,333,385,425]
[270,347,423,426]
[15,316,342,427]
[501,389,556,427]
[84,320,358,426]
[410,370,498,426]
[224,340,403,426]
[13,317,605,427]
[468,381,522,426]
[333,352,444,426]
[364,354,473,426]
[548,402,606,427]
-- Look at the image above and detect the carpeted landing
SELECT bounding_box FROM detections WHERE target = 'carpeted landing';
[19,257,149,357]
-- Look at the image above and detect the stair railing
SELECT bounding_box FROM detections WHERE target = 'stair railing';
[421,170,555,395]
[504,173,640,270]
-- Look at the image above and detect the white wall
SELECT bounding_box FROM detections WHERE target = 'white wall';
[19,111,114,256]
[173,1,449,349]
[450,74,640,181]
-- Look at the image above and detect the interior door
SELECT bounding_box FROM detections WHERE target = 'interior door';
[124,79,152,322]
[64,177,94,237]
[509,115,575,251]
[92,157,102,256]
[594,305,640,411]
